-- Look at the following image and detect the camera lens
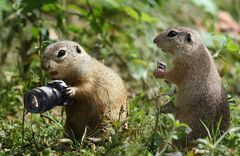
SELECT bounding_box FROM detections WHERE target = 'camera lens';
[24,86,62,113]
[24,88,44,113]
[24,80,72,114]
[29,95,39,109]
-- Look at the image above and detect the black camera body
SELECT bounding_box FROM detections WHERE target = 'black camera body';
[24,80,72,113]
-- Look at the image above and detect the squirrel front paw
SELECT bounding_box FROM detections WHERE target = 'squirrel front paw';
[153,68,166,78]
[153,60,166,78]
[63,87,76,98]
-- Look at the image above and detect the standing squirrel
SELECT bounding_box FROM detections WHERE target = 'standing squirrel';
[153,27,230,146]
[41,41,128,140]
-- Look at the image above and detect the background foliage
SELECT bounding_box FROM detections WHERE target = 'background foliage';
[0,0,239,155]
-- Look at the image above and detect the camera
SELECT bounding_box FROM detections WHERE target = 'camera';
[24,80,72,114]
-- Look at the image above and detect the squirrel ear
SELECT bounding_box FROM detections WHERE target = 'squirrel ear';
[76,45,81,53]
[185,32,193,42]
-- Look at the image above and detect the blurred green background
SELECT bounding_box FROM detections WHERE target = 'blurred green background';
[0,0,239,155]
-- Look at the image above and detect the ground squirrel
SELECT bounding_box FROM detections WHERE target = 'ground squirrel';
[153,27,230,146]
[41,41,128,140]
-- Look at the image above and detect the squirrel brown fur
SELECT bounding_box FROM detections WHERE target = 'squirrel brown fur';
[41,41,128,140]
[153,27,230,147]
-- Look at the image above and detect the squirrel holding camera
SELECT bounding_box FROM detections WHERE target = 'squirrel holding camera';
[153,27,230,147]
[41,41,128,140]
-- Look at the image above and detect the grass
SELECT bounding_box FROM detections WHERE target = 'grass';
[0,73,240,155]
[0,0,240,155]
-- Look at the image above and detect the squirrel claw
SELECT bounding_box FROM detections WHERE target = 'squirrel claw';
[63,87,75,97]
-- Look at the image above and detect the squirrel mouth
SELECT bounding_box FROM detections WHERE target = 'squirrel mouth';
[49,71,58,78]
[159,47,167,52]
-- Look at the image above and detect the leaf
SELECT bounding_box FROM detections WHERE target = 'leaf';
[0,0,9,21]
[123,6,139,20]
[67,4,88,16]
[31,26,40,39]
[18,0,58,13]
[104,0,120,8]
[59,138,73,143]
[67,24,82,33]
[141,12,158,23]
[41,3,62,13]
[191,0,218,15]
[225,37,240,52]
[0,130,6,138]
[89,0,120,8]
[0,0,8,11]
[196,138,211,145]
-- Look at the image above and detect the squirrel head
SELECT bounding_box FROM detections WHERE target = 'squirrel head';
[41,40,92,81]
[154,27,204,61]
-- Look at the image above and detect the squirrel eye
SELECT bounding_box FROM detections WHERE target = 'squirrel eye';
[57,50,66,58]
[167,31,178,37]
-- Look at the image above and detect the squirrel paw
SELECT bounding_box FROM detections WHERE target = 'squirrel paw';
[153,68,166,78]
[63,87,76,97]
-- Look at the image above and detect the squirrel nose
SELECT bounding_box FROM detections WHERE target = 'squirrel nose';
[153,37,158,43]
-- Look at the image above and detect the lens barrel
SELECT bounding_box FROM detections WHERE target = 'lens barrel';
[24,86,62,113]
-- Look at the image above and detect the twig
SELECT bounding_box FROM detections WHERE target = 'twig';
[21,108,28,145]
